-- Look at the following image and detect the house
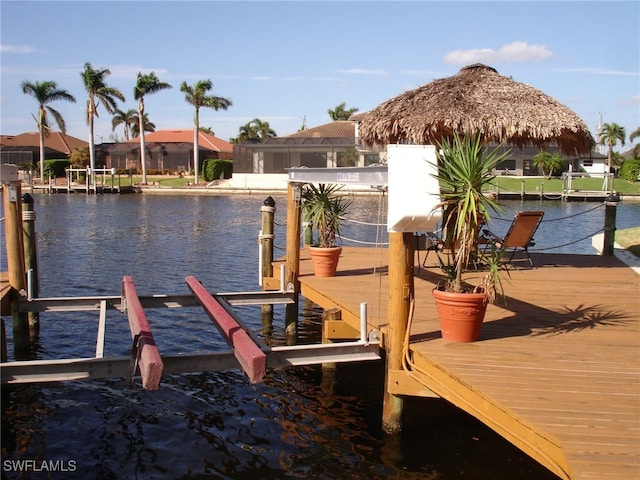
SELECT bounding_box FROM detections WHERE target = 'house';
[229,118,383,189]
[98,129,233,173]
[0,131,88,166]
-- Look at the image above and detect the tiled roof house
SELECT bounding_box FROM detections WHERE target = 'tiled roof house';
[0,131,88,165]
[98,129,233,173]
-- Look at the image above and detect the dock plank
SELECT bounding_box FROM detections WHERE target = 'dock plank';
[285,247,640,480]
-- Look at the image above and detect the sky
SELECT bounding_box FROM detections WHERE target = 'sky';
[1,0,639,152]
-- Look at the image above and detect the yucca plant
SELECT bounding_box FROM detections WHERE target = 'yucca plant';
[301,183,352,248]
[433,133,510,301]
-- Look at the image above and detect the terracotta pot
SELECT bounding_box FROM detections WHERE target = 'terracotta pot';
[432,287,488,342]
[308,246,342,277]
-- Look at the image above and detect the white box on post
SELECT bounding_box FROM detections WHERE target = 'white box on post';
[387,145,442,233]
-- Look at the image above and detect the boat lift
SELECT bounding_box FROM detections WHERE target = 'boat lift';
[1,266,380,390]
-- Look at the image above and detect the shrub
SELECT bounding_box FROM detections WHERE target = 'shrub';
[620,158,640,182]
[43,159,71,178]
[202,159,233,182]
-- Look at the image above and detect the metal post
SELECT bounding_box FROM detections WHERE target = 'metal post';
[602,193,620,256]
[22,193,39,340]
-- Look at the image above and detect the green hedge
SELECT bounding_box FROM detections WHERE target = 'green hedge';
[202,159,233,182]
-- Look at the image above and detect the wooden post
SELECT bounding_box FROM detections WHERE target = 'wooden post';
[22,193,39,341]
[3,181,29,354]
[382,231,414,434]
[321,308,341,371]
[260,196,276,335]
[602,193,620,256]
[284,183,302,345]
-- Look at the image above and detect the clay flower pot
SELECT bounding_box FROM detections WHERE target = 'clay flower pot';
[308,246,342,277]
[432,287,488,342]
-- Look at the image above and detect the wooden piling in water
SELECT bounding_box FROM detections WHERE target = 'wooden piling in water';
[260,196,276,311]
[382,231,414,434]
[2,181,29,354]
[602,193,619,256]
[284,183,302,345]
[21,193,39,340]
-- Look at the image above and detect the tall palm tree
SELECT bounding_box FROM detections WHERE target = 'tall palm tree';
[599,122,626,173]
[81,62,126,173]
[111,108,138,141]
[21,80,76,182]
[180,79,231,184]
[328,102,358,121]
[133,72,172,184]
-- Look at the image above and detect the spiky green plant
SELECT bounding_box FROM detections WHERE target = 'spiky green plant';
[301,183,352,248]
[433,134,510,299]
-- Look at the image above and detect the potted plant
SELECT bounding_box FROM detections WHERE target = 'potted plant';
[431,133,509,342]
[301,183,352,277]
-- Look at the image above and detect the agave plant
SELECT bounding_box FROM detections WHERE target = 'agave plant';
[301,183,352,248]
[433,134,510,301]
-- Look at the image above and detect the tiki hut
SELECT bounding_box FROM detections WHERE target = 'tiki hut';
[359,64,594,156]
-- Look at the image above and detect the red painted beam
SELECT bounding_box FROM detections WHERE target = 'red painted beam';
[122,276,163,390]
[185,275,266,384]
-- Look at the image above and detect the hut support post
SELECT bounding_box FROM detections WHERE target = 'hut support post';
[602,194,620,256]
[382,231,414,434]
[284,183,302,345]
[22,193,39,341]
[3,182,29,355]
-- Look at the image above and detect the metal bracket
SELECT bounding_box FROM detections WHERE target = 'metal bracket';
[128,333,142,384]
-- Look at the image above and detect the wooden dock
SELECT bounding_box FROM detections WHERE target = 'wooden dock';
[275,247,640,480]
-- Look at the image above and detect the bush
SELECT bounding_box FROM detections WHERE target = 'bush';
[202,159,233,182]
[42,159,71,178]
[620,159,640,182]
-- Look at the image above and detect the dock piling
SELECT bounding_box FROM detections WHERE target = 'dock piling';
[22,193,39,340]
[602,192,620,256]
[259,197,276,329]
[2,180,30,355]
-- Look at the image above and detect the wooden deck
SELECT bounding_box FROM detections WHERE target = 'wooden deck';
[278,247,640,480]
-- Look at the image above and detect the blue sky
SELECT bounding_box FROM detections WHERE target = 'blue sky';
[1,1,639,151]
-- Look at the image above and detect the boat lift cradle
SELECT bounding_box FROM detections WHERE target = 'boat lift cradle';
[1,270,380,390]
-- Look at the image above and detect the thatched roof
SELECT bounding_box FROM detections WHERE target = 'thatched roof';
[359,64,594,156]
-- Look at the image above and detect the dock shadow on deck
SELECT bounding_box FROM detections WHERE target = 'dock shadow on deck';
[286,247,640,480]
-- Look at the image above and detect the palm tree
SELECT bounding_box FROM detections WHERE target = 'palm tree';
[133,72,172,184]
[630,126,640,157]
[328,102,358,121]
[532,151,564,179]
[21,80,76,182]
[130,113,156,138]
[180,79,231,184]
[231,118,276,143]
[111,108,138,141]
[599,122,626,173]
[81,62,126,173]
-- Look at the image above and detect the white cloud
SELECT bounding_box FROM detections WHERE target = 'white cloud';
[337,68,387,76]
[444,41,553,65]
[554,67,640,76]
[0,44,38,54]
[618,95,640,107]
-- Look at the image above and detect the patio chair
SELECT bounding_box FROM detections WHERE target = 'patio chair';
[480,211,544,266]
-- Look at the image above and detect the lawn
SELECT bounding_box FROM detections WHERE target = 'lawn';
[491,176,640,195]
[616,226,640,258]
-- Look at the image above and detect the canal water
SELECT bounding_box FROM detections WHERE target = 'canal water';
[1,193,638,479]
